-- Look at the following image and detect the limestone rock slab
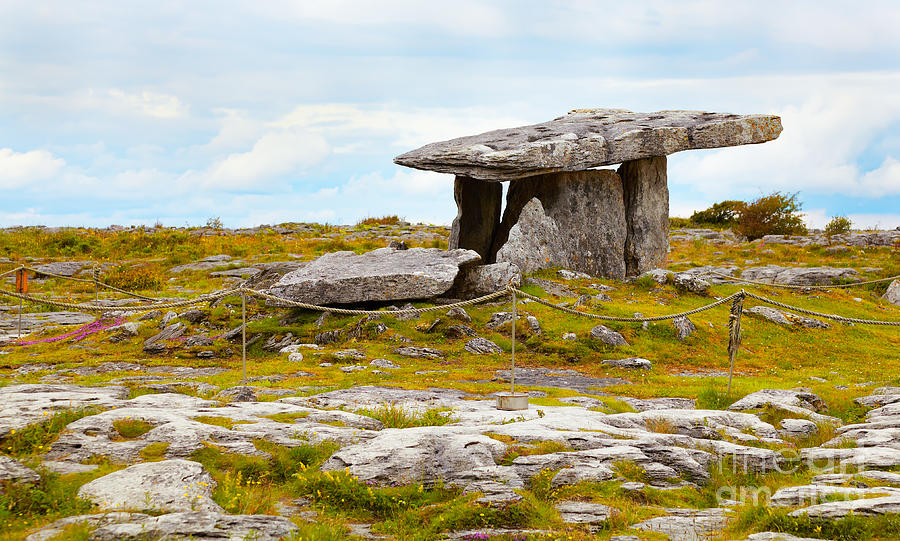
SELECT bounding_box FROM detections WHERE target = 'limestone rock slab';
[90,511,299,541]
[266,247,481,304]
[0,455,40,484]
[77,459,222,513]
[740,266,860,286]
[395,109,782,181]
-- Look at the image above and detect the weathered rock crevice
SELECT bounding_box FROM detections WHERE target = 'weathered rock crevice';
[448,176,502,261]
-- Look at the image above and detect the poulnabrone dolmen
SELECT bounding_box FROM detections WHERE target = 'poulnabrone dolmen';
[395,109,782,279]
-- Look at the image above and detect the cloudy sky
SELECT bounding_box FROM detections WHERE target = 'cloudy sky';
[2,1,899,229]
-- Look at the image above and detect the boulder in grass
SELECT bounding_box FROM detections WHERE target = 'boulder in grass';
[265,247,480,305]
[590,325,628,347]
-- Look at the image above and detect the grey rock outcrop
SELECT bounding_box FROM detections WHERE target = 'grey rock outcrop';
[58,511,299,541]
[555,500,613,526]
[744,306,830,329]
[590,325,629,347]
[740,265,860,286]
[673,316,696,340]
[0,455,40,484]
[601,358,651,370]
[885,280,900,306]
[77,459,222,513]
[395,109,782,181]
[266,247,480,305]
[465,337,503,355]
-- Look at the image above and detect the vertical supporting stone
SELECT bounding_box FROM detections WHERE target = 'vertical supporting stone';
[448,175,502,261]
[492,170,627,279]
[618,156,669,276]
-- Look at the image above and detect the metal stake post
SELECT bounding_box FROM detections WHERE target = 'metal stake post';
[241,293,247,380]
[510,289,516,394]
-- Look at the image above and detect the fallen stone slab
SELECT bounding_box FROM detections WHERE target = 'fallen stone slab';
[395,109,781,181]
[265,247,480,304]
[740,266,860,286]
[77,459,222,513]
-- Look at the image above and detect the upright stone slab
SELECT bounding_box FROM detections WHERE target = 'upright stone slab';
[618,156,669,276]
[449,176,502,260]
[493,170,627,279]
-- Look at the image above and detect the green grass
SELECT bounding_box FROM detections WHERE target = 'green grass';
[355,403,457,428]
[111,418,154,439]
[2,222,900,540]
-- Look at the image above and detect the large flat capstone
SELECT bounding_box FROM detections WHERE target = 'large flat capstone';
[395,109,782,181]
[265,247,481,305]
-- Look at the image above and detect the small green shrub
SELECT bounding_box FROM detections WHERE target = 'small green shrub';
[356,215,402,226]
[690,200,742,227]
[734,191,808,241]
[825,215,853,237]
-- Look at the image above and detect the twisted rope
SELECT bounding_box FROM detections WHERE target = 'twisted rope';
[744,291,900,326]
[705,270,900,290]
[242,287,510,315]
[0,287,240,313]
[511,287,741,322]
[0,265,25,279]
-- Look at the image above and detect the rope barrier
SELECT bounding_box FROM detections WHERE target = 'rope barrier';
[744,291,900,326]
[511,287,742,322]
[704,270,900,291]
[241,287,511,316]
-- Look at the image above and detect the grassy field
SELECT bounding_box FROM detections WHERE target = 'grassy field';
[0,223,898,540]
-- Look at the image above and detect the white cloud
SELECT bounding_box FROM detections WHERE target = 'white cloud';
[199,128,331,189]
[274,103,529,149]
[258,1,510,37]
[107,89,188,119]
[343,169,451,198]
[667,73,900,200]
[0,148,65,189]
